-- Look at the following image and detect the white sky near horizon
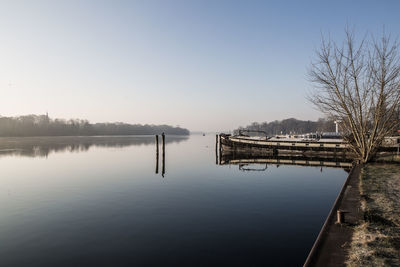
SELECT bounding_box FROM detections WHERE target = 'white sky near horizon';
[0,0,399,132]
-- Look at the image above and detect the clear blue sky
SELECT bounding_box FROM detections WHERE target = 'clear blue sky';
[0,0,399,131]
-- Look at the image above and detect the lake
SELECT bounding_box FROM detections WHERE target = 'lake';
[0,135,347,266]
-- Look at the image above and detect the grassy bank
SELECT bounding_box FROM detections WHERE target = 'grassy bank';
[346,164,400,266]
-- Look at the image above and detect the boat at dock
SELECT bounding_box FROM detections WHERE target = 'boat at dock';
[218,132,399,156]
[219,134,348,154]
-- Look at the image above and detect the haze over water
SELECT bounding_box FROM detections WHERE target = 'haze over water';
[0,135,347,266]
[1,1,398,131]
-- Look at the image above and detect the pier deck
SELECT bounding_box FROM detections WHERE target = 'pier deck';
[219,134,398,154]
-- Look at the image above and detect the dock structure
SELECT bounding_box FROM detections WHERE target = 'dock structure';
[219,134,399,155]
[220,134,348,153]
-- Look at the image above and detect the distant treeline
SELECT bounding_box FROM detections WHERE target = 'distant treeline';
[0,115,190,137]
[235,118,336,135]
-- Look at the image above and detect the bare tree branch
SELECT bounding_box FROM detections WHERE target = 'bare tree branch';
[309,28,400,162]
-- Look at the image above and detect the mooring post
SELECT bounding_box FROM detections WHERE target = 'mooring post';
[156,135,159,150]
[218,134,222,165]
[162,132,165,153]
[336,210,348,224]
[215,134,219,165]
[162,132,165,177]
[155,135,159,174]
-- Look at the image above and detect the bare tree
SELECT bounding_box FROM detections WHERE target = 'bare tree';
[309,28,400,163]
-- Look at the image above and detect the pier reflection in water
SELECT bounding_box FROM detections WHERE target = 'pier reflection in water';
[215,134,354,172]
[218,151,353,172]
[0,135,347,267]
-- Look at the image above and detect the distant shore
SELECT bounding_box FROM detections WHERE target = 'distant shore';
[0,114,190,136]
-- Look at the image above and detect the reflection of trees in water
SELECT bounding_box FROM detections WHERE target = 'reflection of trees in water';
[0,136,189,158]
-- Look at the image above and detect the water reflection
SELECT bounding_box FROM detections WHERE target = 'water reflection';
[0,135,348,267]
[218,150,353,171]
[239,163,268,172]
[0,135,188,158]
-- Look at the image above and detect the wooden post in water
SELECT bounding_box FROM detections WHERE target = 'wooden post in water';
[215,134,219,165]
[155,135,159,174]
[162,132,165,177]
[218,134,222,165]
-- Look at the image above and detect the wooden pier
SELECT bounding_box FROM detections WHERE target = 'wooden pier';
[220,134,348,153]
[218,134,399,155]
[215,134,400,169]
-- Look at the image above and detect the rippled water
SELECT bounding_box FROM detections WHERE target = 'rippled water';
[0,135,347,266]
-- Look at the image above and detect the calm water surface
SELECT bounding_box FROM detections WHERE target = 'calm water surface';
[0,135,347,267]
